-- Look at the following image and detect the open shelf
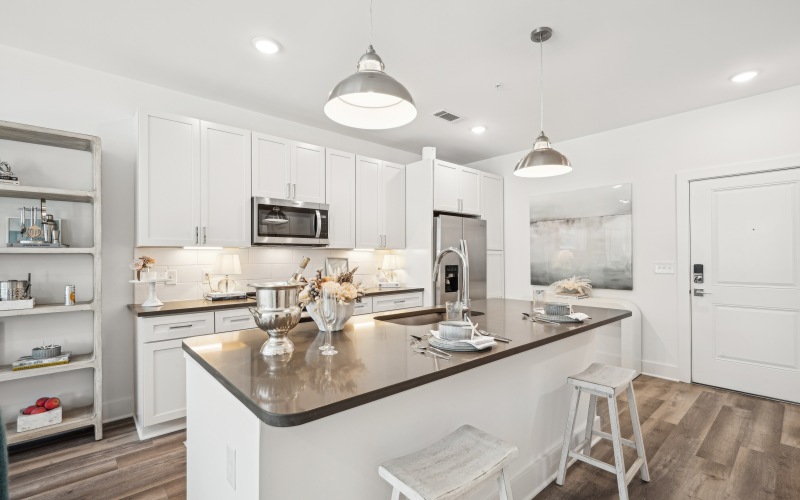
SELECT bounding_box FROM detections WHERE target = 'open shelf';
[0,353,95,382]
[0,301,95,318]
[5,405,96,445]
[0,184,95,203]
[0,247,96,255]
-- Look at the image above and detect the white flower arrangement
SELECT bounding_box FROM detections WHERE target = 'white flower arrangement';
[298,267,367,307]
[550,276,593,296]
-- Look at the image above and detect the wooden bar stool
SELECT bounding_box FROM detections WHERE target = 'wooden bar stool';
[378,424,519,500]
[556,363,650,500]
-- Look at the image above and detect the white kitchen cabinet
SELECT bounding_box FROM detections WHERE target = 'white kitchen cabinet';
[137,111,251,247]
[353,297,373,316]
[215,308,257,333]
[372,291,424,312]
[251,133,325,203]
[481,172,504,250]
[136,110,201,247]
[326,149,356,248]
[433,160,481,215]
[487,250,505,298]
[355,155,405,249]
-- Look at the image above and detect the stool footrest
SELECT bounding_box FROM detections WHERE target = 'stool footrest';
[624,457,646,485]
[593,429,636,449]
[568,450,616,474]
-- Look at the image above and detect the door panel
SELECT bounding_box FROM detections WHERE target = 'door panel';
[326,149,356,248]
[382,161,405,249]
[355,156,381,248]
[142,339,187,426]
[252,133,290,199]
[481,173,504,250]
[292,142,326,203]
[433,161,460,212]
[691,168,800,403]
[459,167,481,215]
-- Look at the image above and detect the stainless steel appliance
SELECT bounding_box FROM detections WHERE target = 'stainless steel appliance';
[433,215,486,305]
[252,197,329,246]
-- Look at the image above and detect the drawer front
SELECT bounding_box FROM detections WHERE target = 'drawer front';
[372,292,423,313]
[353,297,373,316]
[138,312,215,343]
[215,308,257,333]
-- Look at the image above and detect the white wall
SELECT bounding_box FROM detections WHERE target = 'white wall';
[469,84,800,379]
[0,44,419,421]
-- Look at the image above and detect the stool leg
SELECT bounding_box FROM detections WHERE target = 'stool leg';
[627,383,651,482]
[583,394,597,457]
[608,394,629,500]
[497,467,514,500]
[556,385,581,486]
[390,486,401,500]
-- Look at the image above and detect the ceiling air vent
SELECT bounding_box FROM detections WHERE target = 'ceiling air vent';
[433,110,462,123]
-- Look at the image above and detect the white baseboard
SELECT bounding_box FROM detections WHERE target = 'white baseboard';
[103,395,134,422]
[641,360,680,381]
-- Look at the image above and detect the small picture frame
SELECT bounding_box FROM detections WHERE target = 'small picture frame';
[325,257,349,276]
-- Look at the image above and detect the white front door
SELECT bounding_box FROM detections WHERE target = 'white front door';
[690,168,800,403]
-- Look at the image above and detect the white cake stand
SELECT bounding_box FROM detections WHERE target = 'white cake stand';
[130,279,168,307]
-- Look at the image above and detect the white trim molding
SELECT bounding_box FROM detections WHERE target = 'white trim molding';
[675,154,800,383]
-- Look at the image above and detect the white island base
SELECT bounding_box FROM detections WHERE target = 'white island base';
[185,330,609,500]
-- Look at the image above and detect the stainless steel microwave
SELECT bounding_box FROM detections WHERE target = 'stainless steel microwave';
[251,197,329,246]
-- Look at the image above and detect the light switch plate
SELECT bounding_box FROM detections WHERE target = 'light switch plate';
[165,269,178,285]
[654,262,675,274]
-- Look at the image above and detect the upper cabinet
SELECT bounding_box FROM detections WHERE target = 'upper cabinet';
[433,160,481,216]
[480,172,504,250]
[326,149,356,249]
[252,133,325,203]
[355,156,405,249]
[137,111,251,248]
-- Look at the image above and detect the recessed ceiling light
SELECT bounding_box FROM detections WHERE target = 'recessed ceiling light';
[730,70,758,83]
[471,125,487,134]
[252,37,281,55]
[619,199,630,204]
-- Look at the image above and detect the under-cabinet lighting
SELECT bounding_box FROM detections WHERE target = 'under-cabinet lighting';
[611,184,623,189]
[619,200,630,204]
[183,246,224,250]
[354,248,375,251]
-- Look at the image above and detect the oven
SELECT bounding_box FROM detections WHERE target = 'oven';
[251,197,329,246]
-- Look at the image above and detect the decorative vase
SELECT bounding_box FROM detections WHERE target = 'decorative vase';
[306,300,355,332]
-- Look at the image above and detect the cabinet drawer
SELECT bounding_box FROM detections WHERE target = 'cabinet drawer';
[353,297,373,316]
[372,292,423,313]
[138,312,215,343]
[215,308,257,333]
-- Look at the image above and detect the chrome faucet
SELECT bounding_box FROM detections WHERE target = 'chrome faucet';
[432,239,470,321]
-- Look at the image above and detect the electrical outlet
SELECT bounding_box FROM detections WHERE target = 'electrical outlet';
[654,262,675,274]
[165,269,178,285]
[202,269,213,285]
[226,444,236,489]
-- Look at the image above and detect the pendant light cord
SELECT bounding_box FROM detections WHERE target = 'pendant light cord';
[539,36,544,133]
[369,0,374,46]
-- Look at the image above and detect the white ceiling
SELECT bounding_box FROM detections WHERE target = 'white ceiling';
[2,1,800,164]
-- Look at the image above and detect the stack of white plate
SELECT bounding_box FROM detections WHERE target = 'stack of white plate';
[428,331,496,352]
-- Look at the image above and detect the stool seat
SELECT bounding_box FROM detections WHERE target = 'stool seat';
[568,362,637,396]
[379,425,518,500]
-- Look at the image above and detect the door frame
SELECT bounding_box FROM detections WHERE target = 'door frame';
[676,154,800,383]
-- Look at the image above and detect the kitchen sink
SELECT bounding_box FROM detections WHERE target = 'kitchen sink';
[374,307,485,326]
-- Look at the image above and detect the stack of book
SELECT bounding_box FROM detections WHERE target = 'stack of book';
[0,172,19,185]
[12,352,72,371]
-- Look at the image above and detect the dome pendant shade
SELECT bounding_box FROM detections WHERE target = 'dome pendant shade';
[263,207,289,225]
[325,45,417,129]
[513,132,572,178]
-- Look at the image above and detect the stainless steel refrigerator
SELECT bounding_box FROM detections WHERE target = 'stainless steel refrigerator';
[433,215,487,305]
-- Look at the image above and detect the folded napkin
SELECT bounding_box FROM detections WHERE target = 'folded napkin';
[430,330,497,349]
[567,312,591,321]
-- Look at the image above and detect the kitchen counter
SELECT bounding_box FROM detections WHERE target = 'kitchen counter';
[182,299,630,427]
[127,286,423,317]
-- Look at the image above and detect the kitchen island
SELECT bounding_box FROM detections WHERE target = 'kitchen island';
[183,298,631,499]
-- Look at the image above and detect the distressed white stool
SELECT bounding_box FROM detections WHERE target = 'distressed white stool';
[378,424,519,500]
[556,363,650,500]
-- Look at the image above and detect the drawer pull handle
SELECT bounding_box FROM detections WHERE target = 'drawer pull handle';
[229,317,251,322]
[393,299,405,303]
[168,324,193,329]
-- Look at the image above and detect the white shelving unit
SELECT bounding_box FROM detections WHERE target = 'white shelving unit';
[0,119,103,444]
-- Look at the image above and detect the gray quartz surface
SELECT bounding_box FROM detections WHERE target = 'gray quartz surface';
[127,286,424,317]
[182,298,632,427]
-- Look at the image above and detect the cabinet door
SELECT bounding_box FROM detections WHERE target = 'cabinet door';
[433,161,461,212]
[136,111,200,246]
[487,250,505,298]
[381,161,406,249]
[326,149,356,248]
[292,142,326,203]
[355,155,382,248]
[459,167,482,215]
[201,121,251,247]
[252,132,291,199]
[481,172,504,250]
[141,338,187,426]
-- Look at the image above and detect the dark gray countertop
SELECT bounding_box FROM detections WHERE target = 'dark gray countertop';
[182,299,631,427]
[127,286,424,317]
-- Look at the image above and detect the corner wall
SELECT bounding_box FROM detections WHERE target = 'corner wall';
[468,84,800,379]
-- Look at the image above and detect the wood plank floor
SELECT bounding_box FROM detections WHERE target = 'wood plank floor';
[5,375,799,499]
[535,375,800,500]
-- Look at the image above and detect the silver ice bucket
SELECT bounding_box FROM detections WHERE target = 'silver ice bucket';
[248,281,303,356]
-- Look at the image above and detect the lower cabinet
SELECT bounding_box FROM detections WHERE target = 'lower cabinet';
[353,297,374,316]
[372,292,424,313]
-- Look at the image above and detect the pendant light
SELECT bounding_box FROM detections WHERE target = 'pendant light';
[324,0,416,129]
[263,206,289,225]
[514,27,572,178]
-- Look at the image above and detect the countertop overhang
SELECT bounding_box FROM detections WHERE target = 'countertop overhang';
[182,298,631,427]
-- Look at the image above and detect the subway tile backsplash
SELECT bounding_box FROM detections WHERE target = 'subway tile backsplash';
[132,247,402,303]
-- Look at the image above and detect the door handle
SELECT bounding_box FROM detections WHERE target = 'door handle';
[203,226,207,244]
[195,226,199,244]
[292,183,296,199]
[693,289,712,297]
[286,183,291,198]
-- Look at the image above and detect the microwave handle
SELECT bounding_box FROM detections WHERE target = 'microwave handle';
[315,210,322,238]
